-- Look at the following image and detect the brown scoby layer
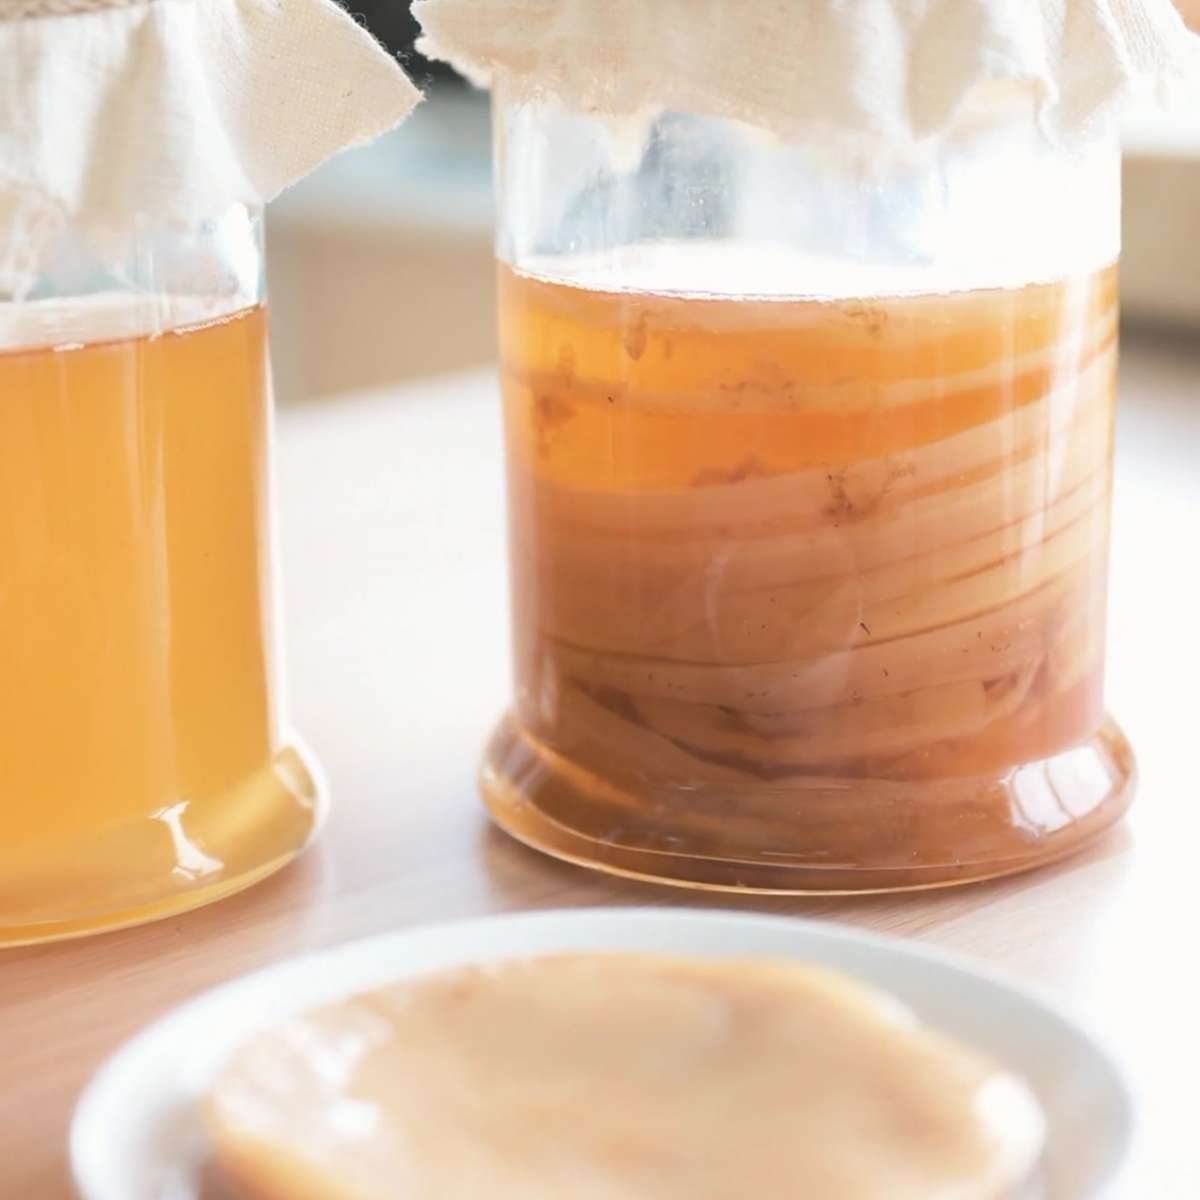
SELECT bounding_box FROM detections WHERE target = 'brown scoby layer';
[501,263,1115,816]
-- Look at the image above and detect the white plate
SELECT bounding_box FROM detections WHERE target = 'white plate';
[71,907,1132,1200]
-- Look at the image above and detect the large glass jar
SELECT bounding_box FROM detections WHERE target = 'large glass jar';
[0,207,322,943]
[481,95,1135,892]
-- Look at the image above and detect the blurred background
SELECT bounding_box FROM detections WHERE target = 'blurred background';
[266,2,1200,406]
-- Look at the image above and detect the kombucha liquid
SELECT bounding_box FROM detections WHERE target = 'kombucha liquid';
[0,305,318,942]
[484,255,1134,890]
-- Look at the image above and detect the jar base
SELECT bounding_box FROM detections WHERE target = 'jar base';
[481,715,1135,894]
[0,744,324,947]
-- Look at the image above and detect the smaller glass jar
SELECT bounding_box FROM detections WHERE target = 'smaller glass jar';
[0,206,322,944]
[0,0,417,943]
[481,94,1135,892]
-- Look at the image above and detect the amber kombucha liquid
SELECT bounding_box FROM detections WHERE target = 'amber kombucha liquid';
[484,255,1133,890]
[0,305,318,942]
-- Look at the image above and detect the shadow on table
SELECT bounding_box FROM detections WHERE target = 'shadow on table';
[1,849,330,1007]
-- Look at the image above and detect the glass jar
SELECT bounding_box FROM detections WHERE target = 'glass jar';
[0,206,322,943]
[481,95,1135,892]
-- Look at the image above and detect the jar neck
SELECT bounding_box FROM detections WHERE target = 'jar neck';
[0,203,264,351]
[494,99,1120,297]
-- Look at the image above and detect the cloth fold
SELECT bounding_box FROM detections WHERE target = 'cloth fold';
[415,0,1198,147]
[0,0,420,296]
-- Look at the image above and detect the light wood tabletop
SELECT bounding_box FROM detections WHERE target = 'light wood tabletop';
[2,333,1197,1199]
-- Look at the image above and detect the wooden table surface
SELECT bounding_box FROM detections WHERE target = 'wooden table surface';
[2,334,1197,1199]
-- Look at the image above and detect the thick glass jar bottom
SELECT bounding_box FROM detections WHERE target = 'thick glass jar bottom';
[481,715,1134,894]
[0,745,323,947]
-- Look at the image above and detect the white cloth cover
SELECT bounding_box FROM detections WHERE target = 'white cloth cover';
[0,0,421,295]
[414,0,1198,147]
